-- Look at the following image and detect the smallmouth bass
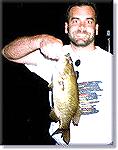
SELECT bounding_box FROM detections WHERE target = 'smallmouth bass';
[49,53,81,145]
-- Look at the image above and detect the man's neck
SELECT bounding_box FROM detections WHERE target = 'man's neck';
[70,43,96,53]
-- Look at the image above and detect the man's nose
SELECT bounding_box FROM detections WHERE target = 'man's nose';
[79,21,86,31]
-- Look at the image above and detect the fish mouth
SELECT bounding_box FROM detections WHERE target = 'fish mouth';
[64,53,73,64]
[65,53,70,57]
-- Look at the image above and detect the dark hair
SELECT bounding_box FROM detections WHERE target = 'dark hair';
[65,1,98,24]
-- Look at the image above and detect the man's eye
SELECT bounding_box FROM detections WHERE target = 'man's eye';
[72,19,78,23]
[87,20,93,24]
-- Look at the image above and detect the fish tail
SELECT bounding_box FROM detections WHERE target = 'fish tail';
[52,128,70,145]
[62,129,70,145]
[52,128,62,136]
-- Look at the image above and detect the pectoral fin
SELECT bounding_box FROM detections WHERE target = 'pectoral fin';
[49,108,59,122]
[72,106,81,126]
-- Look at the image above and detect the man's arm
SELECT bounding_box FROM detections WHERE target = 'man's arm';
[2,34,63,64]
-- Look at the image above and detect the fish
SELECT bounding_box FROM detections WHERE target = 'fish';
[49,53,81,145]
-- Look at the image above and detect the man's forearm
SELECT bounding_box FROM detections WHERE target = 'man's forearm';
[2,35,43,60]
[2,34,63,63]
[2,34,63,60]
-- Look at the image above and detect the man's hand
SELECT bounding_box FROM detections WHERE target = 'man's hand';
[39,34,63,60]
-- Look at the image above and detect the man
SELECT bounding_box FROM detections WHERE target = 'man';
[2,2,113,145]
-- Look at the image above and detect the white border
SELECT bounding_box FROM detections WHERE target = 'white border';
[0,0,117,150]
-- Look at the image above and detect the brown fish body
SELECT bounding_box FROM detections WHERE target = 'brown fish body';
[50,54,81,145]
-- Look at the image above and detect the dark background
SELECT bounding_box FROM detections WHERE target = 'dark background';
[1,0,113,145]
[2,1,113,52]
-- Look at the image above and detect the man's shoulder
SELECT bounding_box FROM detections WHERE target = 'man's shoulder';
[95,46,113,56]
[62,44,71,50]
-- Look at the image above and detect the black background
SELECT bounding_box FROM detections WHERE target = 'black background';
[2,0,113,145]
[2,1,113,52]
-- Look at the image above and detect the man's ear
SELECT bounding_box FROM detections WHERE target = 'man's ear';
[95,24,99,35]
[65,22,68,34]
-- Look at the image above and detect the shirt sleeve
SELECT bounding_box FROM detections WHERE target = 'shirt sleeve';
[25,50,56,83]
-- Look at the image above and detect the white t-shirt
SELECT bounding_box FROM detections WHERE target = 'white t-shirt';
[25,45,113,146]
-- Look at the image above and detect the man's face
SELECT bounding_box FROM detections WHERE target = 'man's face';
[65,5,98,47]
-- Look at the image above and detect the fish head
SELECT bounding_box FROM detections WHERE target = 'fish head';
[62,53,72,66]
[53,53,77,94]
[56,53,74,76]
[61,53,75,77]
[53,53,75,93]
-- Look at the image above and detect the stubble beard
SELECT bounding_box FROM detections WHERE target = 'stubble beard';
[68,32,95,47]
